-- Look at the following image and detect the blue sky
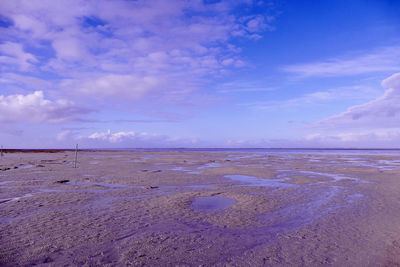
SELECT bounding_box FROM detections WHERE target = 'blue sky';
[1,0,400,148]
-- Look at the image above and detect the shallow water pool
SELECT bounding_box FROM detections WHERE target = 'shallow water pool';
[192,196,236,212]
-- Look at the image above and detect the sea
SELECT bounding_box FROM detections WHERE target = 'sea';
[94,148,400,156]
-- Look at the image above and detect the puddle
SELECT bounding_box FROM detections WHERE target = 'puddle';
[171,167,202,174]
[277,170,365,184]
[156,184,215,190]
[192,196,235,212]
[18,164,34,169]
[260,186,342,229]
[187,171,202,174]
[226,154,265,161]
[296,171,361,183]
[0,181,14,185]
[375,160,400,171]
[171,167,185,171]
[225,175,293,188]
[92,155,124,159]
[340,157,400,171]
[197,162,222,169]
[0,193,34,204]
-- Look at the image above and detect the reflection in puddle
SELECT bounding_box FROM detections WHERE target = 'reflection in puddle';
[18,164,34,169]
[341,157,400,171]
[225,175,292,188]
[296,170,361,183]
[226,154,265,161]
[197,162,222,169]
[376,160,400,170]
[171,167,202,174]
[0,181,14,185]
[277,170,364,184]
[192,196,235,212]
[171,167,185,171]
[260,186,341,229]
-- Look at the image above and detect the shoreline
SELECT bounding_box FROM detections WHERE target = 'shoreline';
[2,147,400,154]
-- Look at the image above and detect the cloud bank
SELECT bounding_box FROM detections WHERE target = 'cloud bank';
[77,129,199,148]
[314,72,400,130]
[0,0,272,103]
[0,91,89,123]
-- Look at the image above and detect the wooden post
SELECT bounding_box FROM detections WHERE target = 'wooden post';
[74,144,78,168]
[0,145,3,157]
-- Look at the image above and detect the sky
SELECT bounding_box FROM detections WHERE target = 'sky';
[1,0,400,148]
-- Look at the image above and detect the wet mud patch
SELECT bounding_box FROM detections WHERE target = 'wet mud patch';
[1,151,400,266]
[225,174,293,188]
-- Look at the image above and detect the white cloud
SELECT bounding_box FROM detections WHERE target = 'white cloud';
[0,42,38,71]
[299,130,400,148]
[313,72,400,130]
[1,73,52,89]
[0,0,273,102]
[282,46,400,77]
[0,91,89,123]
[223,130,400,148]
[81,129,199,147]
[88,130,141,143]
[61,74,165,100]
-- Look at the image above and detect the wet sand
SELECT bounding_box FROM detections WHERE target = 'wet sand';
[1,151,400,266]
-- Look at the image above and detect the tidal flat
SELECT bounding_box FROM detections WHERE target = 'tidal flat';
[1,151,400,266]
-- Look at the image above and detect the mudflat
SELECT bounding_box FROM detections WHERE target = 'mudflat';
[1,151,400,266]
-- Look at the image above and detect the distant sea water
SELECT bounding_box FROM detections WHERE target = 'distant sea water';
[96,148,400,156]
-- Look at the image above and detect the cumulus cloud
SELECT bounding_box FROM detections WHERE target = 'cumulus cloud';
[0,0,273,101]
[88,130,142,143]
[282,46,400,77]
[0,91,90,123]
[313,73,400,129]
[80,129,199,147]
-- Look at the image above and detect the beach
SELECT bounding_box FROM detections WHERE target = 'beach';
[1,150,400,266]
